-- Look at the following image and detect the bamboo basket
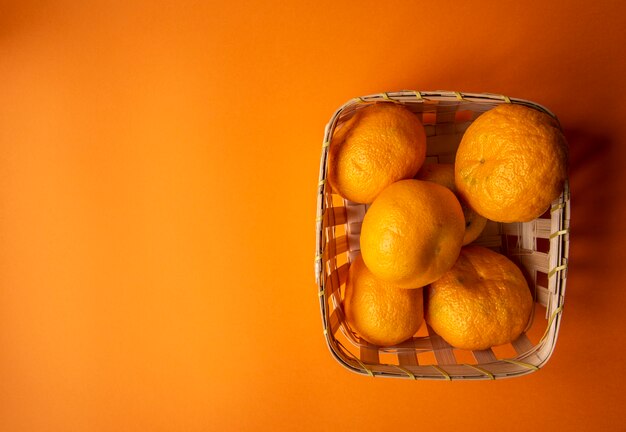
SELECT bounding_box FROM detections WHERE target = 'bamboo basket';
[314,91,570,380]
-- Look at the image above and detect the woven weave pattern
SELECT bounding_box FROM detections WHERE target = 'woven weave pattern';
[315,91,570,380]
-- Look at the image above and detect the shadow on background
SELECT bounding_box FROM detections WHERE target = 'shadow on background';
[564,128,616,277]
[0,2,58,42]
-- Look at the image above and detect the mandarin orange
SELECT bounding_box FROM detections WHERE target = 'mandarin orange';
[360,179,465,289]
[455,104,568,223]
[328,103,426,203]
[425,245,533,350]
[344,254,424,347]
[416,163,488,245]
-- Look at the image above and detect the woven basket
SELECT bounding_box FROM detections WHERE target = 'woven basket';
[315,91,570,380]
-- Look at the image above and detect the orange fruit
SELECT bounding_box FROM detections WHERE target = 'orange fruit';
[425,245,533,350]
[328,103,427,203]
[416,163,488,245]
[455,104,568,223]
[344,254,424,347]
[360,179,465,289]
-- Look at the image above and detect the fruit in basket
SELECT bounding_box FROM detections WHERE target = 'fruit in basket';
[327,103,427,204]
[425,245,533,350]
[416,163,488,245]
[344,254,424,347]
[455,104,568,223]
[360,179,465,289]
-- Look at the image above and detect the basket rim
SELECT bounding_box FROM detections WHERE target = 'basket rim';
[320,90,559,145]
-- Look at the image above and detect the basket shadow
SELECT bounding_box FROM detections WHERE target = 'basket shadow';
[564,128,616,275]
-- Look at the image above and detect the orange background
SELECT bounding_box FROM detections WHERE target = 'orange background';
[1,1,625,431]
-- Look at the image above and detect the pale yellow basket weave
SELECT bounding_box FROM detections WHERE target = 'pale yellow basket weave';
[315,91,570,380]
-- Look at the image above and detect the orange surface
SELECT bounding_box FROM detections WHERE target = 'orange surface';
[1,1,625,430]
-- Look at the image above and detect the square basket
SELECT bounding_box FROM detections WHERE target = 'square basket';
[314,91,570,380]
